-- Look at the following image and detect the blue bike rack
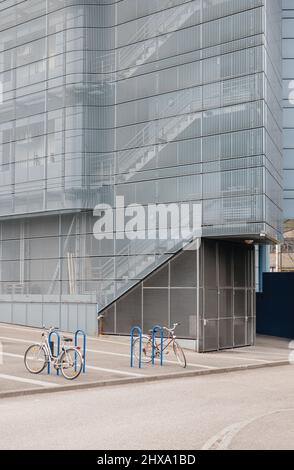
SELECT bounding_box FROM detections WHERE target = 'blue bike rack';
[130,326,142,368]
[151,325,164,367]
[74,329,86,373]
[48,330,61,376]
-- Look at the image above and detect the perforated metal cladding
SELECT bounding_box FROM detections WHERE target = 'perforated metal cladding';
[101,239,255,351]
[0,1,281,341]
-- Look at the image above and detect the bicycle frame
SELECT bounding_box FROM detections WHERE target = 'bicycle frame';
[41,332,54,362]
[25,327,85,379]
[151,328,176,354]
[41,329,73,373]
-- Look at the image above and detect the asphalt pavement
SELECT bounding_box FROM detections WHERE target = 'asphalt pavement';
[0,323,291,398]
[1,365,294,450]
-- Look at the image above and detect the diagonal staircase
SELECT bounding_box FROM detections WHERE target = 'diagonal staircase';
[118,88,200,180]
[118,2,199,79]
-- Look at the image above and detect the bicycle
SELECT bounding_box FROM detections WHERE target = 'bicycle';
[24,327,83,380]
[132,323,187,368]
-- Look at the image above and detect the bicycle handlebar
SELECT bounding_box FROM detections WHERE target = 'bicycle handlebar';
[149,323,181,334]
[43,326,59,333]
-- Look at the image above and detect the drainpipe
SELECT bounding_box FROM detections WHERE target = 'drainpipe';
[257,245,270,293]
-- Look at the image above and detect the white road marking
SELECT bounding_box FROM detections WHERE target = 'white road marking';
[0,336,31,344]
[2,348,215,376]
[2,352,143,378]
[0,335,216,370]
[220,355,272,364]
[86,365,143,377]
[202,420,249,450]
[0,323,42,334]
[87,337,130,347]
[0,373,59,388]
[1,324,289,357]
[0,324,129,346]
[86,348,217,369]
[2,352,23,359]
[87,348,129,358]
[203,351,281,363]
[225,348,289,358]
[202,408,294,450]
[0,334,286,369]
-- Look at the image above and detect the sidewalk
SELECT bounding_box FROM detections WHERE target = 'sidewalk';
[0,323,291,399]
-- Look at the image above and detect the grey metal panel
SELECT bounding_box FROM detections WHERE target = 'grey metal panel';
[60,304,69,332]
[77,304,87,333]
[27,303,43,327]
[116,286,142,334]
[143,288,168,334]
[219,319,233,350]
[202,320,218,352]
[102,305,115,334]
[170,251,197,287]
[68,304,78,333]
[204,241,217,289]
[0,303,12,323]
[219,244,233,288]
[283,2,294,217]
[43,304,60,329]
[12,303,26,325]
[234,247,247,288]
[170,289,197,338]
[85,304,98,336]
[234,319,247,347]
[234,290,246,318]
[95,238,255,351]
[204,289,218,320]
[219,290,233,318]
[143,264,168,288]
[200,240,255,351]
[247,317,255,346]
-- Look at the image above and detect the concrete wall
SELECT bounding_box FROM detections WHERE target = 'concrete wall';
[0,301,97,336]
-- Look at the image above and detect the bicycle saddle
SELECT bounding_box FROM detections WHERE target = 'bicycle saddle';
[63,337,73,342]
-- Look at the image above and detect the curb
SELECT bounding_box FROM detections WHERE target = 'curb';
[0,360,290,400]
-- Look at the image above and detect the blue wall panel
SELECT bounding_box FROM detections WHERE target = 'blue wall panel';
[257,272,294,339]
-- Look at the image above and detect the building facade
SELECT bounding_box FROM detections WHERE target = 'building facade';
[267,0,294,272]
[0,0,283,351]
[283,0,294,220]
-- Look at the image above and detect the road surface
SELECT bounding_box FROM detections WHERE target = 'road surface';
[1,365,294,450]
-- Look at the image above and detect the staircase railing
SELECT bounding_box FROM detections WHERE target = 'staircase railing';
[118,2,198,77]
[118,88,199,177]
[99,2,198,77]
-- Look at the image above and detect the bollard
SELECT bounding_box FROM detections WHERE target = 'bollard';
[74,330,86,373]
[48,330,61,376]
[151,325,164,367]
[130,326,142,368]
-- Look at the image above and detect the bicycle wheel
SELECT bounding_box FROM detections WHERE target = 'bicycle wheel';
[173,341,187,368]
[24,344,47,374]
[60,348,83,380]
[133,335,152,364]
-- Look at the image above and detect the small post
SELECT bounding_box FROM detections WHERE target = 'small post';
[48,330,61,376]
[75,330,86,373]
[130,326,142,368]
[151,325,164,367]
